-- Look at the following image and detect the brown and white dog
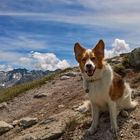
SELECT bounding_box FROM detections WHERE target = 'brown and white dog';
[74,40,137,135]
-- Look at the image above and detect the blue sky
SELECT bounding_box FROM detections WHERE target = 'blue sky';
[0,0,140,71]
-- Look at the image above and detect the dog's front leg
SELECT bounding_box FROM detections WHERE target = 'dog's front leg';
[86,103,99,135]
[108,101,118,135]
[83,79,88,92]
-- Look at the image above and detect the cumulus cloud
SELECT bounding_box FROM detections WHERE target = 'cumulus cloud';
[0,64,13,71]
[19,52,70,71]
[105,39,130,58]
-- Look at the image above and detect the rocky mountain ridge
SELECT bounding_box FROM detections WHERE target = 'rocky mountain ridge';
[0,68,60,88]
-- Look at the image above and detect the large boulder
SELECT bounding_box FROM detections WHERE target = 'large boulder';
[129,48,140,69]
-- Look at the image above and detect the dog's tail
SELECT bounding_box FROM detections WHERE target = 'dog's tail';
[123,83,138,109]
[76,100,91,113]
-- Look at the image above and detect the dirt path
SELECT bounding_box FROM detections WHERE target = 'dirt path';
[0,69,139,140]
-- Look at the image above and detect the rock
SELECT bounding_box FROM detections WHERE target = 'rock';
[33,93,47,98]
[63,72,78,77]
[40,117,56,125]
[133,90,140,98]
[17,110,79,140]
[121,110,129,118]
[22,135,36,140]
[132,121,140,129]
[58,104,65,108]
[129,48,140,69]
[19,117,38,128]
[60,76,70,80]
[0,121,13,135]
[12,120,19,127]
[0,102,8,109]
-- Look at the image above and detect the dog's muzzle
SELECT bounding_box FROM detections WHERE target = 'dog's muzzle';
[85,64,96,76]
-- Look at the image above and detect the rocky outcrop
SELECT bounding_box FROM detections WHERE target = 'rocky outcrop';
[129,48,140,69]
[14,110,79,140]
[0,68,58,88]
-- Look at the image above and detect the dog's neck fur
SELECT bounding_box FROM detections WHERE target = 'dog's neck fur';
[82,63,113,82]
[81,64,113,93]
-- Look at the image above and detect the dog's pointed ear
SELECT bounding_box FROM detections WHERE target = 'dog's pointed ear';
[93,40,105,58]
[74,42,86,62]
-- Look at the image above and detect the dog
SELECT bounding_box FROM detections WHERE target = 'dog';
[74,40,137,135]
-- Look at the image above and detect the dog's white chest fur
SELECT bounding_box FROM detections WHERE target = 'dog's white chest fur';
[83,64,113,109]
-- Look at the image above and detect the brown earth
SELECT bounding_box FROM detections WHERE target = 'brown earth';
[0,68,139,140]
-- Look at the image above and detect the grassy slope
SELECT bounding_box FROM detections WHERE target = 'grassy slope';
[0,68,73,103]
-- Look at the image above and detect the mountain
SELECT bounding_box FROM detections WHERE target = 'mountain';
[0,68,60,88]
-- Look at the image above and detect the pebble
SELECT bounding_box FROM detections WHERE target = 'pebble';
[58,104,65,108]
[12,120,19,127]
[60,76,70,80]
[63,72,78,77]
[40,117,55,125]
[121,110,129,118]
[0,102,8,109]
[132,122,140,129]
[33,93,47,98]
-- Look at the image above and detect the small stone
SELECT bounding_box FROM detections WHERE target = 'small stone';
[60,76,70,80]
[0,121,13,135]
[0,102,8,109]
[34,93,47,98]
[19,117,38,128]
[58,104,65,108]
[133,91,140,98]
[63,72,78,77]
[120,131,124,137]
[12,120,19,127]
[121,110,129,118]
[132,122,140,129]
[40,117,55,125]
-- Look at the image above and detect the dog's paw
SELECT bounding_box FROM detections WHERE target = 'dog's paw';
[84,127,98,136]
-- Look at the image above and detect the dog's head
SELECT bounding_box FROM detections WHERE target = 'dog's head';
[74,40,105,77]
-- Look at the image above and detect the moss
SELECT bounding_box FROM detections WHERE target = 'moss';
[65,118,78,131]
[122,56,130,68]
[113,63,126,77]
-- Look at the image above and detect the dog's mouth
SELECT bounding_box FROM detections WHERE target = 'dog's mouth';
[85,67,96,77]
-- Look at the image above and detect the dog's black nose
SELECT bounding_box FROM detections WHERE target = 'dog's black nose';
[86,64,92,69]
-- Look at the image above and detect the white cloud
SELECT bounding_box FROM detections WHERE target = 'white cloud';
[19,52,70,71]
[105,38,130,58]
[0,64,13,71]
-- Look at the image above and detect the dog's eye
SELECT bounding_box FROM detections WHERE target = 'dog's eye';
[82,58,86,62]
[90,57,95,61]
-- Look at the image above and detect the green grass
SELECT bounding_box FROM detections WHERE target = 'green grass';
[65,118,78,131]
[0,67,74,103]
[0,73,56,103]
[122,56,130,68]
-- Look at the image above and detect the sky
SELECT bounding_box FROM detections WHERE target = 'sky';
[0,0,140,71]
